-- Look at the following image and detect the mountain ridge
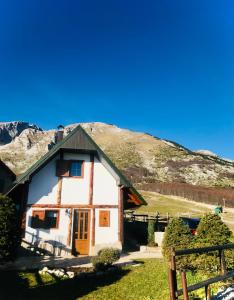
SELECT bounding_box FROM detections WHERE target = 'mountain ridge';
[0,121,233,188]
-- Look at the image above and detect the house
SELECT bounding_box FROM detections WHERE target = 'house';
[0,160,16,194]
[7,125,146,256]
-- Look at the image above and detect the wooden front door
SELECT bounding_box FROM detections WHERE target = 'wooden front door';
[73,210,90,255]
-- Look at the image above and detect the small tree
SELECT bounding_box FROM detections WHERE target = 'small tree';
[162,218,193,269]
[148,219,156,246]
[0,194,20,261]
[193,213,231,272]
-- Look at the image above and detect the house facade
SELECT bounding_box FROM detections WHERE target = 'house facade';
[8,126,145,256]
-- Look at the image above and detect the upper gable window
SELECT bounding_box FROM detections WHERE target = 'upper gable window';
[70,161,83,177]
[56,160,84,178]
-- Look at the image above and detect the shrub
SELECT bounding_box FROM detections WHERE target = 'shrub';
[162,218,193,270]
[0,194,20,261]
[148,219,156,247]
[91,248,121,271]
[193,213,231,272]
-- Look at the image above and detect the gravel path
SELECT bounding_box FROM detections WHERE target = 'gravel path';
[0,249,162,271]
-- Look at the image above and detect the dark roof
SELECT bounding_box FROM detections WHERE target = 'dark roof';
[0,160,16,178]
[8,125,146,205]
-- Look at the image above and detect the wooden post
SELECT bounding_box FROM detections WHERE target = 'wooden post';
[181,271,188,300]
[89,154,94,205]
[169,248,177,300]
[91,208,95,246]
[67,209,73,246]
[118,186,124,243]
[219,249,227,275]
[205,285,211,300]
[57,177,63,204]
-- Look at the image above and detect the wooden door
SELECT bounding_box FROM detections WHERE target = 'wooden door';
[74,210,90,255]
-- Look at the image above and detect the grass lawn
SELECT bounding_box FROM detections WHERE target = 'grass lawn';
[0,259,229,300]
[136,191,234,231]
[0,259,169,300]
[136,191,211,216]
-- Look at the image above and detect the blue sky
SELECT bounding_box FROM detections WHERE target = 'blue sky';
[0,0,233,158]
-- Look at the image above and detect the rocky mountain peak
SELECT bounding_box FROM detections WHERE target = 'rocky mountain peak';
[0,121,42,145]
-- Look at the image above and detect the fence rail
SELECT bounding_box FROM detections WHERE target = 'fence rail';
[124,211,170,223]
[168,243,234,300]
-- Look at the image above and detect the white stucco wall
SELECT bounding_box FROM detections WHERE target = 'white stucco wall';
[27,156,59,205]
[25,152,121,256]
[94,208,119,244]
[93,157,119,205]
[25,207,72,255]
[61,153,91,204]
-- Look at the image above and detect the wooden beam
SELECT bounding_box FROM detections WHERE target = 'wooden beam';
[67,209,73,247]
[91,208,95,246]
[89,154,94,205]
[56,177,63,204]
[28,204,119,209]
[118,186,124,243]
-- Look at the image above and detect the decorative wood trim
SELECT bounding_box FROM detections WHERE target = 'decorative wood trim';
[89,154,94,205]
[56,177,63,204]
[27,204,118,209]
[91,208,95,246]
[67,209,73,246]
[21,183,29,238]
[118,186,124,243]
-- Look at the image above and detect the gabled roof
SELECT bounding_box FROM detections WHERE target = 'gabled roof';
[8,125,146,205]
[0,160,16,179]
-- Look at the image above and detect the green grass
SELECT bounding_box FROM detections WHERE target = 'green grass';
[136,191,211,217]
[136,191,234,231]
[0,259,168,300]
[0,259,229,300]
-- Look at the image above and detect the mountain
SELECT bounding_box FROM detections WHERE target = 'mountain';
[0,121,234,188]
[0,121,42,145]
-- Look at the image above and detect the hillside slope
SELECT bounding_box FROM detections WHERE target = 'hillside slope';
[0,121,234,188]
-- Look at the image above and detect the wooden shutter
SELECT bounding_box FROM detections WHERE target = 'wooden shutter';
[56,160,70,177]
[32,210,45,228]
[99,210,110,227]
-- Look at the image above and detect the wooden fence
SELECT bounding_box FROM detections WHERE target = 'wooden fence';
[168,243,234,300]
[124,211,170,229]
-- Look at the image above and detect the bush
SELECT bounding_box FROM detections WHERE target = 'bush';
[162,218,193,270]
[91,248,121,271]
[193,213,231,272]
[148,220,156,247]
[0,195,20,261]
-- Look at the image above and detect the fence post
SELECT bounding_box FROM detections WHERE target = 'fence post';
[168,247,177,300]
[181,270,188,300]
[219,249,227,275]
[205,285,211,300]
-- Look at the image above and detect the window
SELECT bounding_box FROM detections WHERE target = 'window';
[56,160,84,178]
[70,161,83,177]
[99,210,110,227]
[31,210,59,229]
[45,211,59,228]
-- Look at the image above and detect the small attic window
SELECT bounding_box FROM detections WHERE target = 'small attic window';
[56,160,84,178]
[70,161,83,177]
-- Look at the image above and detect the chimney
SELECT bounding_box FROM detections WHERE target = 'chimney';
[56,125,64,143]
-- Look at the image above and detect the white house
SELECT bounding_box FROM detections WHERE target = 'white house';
[8,125,146,256]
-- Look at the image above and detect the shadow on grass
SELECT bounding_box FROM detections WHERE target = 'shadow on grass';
[0,267,131,300]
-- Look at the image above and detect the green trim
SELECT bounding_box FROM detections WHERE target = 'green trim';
[10,125,146,205]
